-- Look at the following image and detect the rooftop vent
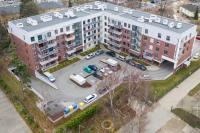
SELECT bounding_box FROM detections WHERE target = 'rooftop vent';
[95,1,101,6]
[168,22,175,28]
[176,23,182,29]
[155,17,161,23]
[75,7,81,12]
[137,16,144,23]
[54,12,63,19]
[162,19,168,25]
[149,19,153,23]
[40,15,53,22]
[16,23,23,28]
[123,8,129,13]
[150,14,157,20]
[26,17,38,26]
[89,5,93,9]
[128,9,133,14]
[114,7,118,12]
[64,10,76,18]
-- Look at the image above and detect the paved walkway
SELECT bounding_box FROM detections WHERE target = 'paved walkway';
[0,90,31,133]
[145,68,200,133]
[118,68,200,133]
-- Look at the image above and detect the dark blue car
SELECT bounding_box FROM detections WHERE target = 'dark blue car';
[88,65,98,71]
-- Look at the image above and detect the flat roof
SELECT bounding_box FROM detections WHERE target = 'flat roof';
[10,1,195,33]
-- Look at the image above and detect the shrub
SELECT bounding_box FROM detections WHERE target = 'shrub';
[55,104,98,132]
[48,57,80,73]
[172,108,200,128]
[80,45,100,56]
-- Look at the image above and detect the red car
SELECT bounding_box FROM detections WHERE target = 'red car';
[196,35,200,40]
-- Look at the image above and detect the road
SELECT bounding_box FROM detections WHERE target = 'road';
[0,89,31,133]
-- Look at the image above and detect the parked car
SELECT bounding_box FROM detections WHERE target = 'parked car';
[116,55,126,61]
[93,71,103,80]
[97,88,107,94]
[43,72,56,82]
[95,50,104,56]
[126,59,137,66]
[83,93,97,104]
[85,53,95,60]
[106,51,116,57]
[83,67,93,73]
[135,64,147,71]
[88,65,98,71]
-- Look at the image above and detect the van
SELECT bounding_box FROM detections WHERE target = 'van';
[43,72,56,82]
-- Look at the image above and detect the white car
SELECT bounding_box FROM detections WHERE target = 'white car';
[100,68,105,73]
[43,72,56,82]
[83,93,97,104]
[85,53,95,60]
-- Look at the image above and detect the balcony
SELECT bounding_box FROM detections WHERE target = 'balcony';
[65,35,75,42]
[108,29,122,35]
[108,45,121,53]
[108,23,122,29]
[39,56,58,66]
[38,49,58,58]
[107,40,121,48]
[143,51,153,61]
[108,35,122,42]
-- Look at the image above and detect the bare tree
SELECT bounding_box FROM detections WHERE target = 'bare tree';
[159,0,168,16]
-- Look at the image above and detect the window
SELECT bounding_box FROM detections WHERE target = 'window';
[84,40,86,43]
[165,43,170,47]
[145,29,148,34]
[83,21,85,24]
[166,36,170,41]
[66,26,70,31]
[105,28,107,32]
[156,47,159,51]
[124,23,127,27]
[128,24,130,28]
[164,50,168,55]
[38,35,42,41]
[55,30,58,34]
[158,33,161,38]
[104,16,107,20]
[104,39,107,43]
[60,28,63,33]
[98,16,100,20]
[47,32,51,37]
[105,22,107,26]
[31,37,35,42]
[87,19,90,23]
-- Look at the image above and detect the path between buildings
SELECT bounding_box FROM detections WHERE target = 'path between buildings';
[0,89,31,133]
[118,68,200,133]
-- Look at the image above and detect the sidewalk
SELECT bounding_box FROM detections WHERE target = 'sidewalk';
[0,90,31,133]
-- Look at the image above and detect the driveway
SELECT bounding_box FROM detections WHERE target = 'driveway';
[0,89,31,133]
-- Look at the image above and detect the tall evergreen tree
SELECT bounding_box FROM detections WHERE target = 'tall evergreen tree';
[194,6,199,20]
[20,1,39,18]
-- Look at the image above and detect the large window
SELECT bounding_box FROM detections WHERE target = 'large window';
[158,33,161,38]
[166,36,170,41]
[31,37,35,42]
[38,35,42,41]
[47,32,51,37]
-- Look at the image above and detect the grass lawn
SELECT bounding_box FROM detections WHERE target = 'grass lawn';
[80,45,100,56]
[188,83,200,96]
[150,59,200,102]
[0,58,53,133]
[172,108,200,129]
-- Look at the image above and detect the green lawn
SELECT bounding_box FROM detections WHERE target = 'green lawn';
[150,59,200,101]
[48,57,80,73]
[188,83,200,96]
[172,108,200,129]
[80,45,100,56]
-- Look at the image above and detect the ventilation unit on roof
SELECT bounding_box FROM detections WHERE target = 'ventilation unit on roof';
[95,1,101,5]
[128,9,133,14]
[40,15,53,22]
[123,8,129,13]
[64,10,76,18]
[149,19,153,23]
[168,22,175,28]
[150,14,157,20]
[137,16,144,23]
[26,17,38,26]
[75,7,81,12]
[114,7,118,12]
[176,23,182,29]
[155,17,161,23]
[16,23,23,28]
[89,5,93,9]
[84,4,89,9]
[162,19,168,25]
[54,12,63,19]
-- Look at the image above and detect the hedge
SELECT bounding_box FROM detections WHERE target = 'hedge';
[0,77,43,133]
[80,45,100,56]
[172,108,200,128]
[55,104,98,133]
[48,57,80,73]
[188,83,200,96]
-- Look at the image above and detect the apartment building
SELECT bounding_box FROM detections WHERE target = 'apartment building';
[8,1,197,75]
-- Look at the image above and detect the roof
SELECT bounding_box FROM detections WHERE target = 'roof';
[181,4,199,13]
[10,1,195,33]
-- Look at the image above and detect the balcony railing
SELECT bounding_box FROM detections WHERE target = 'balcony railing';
[65,35,75,41]
[107,40,121,48]
[38,49,58,58]
[108,35,122,42]
[108,29,122,35]
[39,56,58,66]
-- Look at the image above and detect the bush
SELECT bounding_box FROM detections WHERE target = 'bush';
[80,45,100,56]
[55,104,98,133]
[48,57,80,73]
[172,108,200,128]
